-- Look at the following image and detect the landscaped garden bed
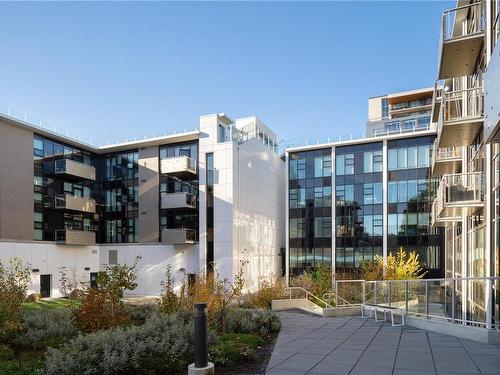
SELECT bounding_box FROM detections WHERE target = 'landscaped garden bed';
[0,259,281,374]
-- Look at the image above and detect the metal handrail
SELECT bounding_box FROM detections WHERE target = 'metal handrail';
[322,292,353,307]
[442,86,484,123]
[285,286,335,309]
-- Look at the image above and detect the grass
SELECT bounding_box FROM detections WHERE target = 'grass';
[22,298,80,311]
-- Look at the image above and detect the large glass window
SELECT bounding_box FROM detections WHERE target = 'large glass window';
[289,149,332,275]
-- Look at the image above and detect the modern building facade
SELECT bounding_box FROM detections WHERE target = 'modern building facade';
[286,122,443,279]
[0,112,285,297]
[366,87,434,137]
[430,0,500,326]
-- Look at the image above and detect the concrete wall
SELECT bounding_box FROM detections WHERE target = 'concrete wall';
[98,243,199,295]
[138,146,159,242]
[232,138,285,291]
[199,114,285,291]
[0,240,99,297]
[0,119,34,241]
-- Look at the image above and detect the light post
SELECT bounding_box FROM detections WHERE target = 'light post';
[188,302,214,375]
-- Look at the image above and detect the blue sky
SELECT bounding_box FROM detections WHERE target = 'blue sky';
[0,1,454,146]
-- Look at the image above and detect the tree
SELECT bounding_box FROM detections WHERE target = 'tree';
[73,256,140,332]
[360,248,425,281]
[0,258,31,334]
[157,265,179,314]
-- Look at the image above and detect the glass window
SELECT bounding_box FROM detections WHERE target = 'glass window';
[408,146,417,169]
[388,182,398,203]
[336,154,345,175]
[407,180,417,201]
[398,180,407,202]
[388,149,397,171]
[364,152,373,173]
[398,148,407,169]
[418,145,430,167]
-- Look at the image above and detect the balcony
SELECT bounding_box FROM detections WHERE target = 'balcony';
[431,140,462,177]
[438,2,485,79]
[54,194,96,213]
[431,81,443,123]
[55,158,96,181]
[432,172,484,224]
[160,156,197,176]
[436,87,483,147]
[161,228,196,245]
[161,192,197,209]
[55,229,96,245]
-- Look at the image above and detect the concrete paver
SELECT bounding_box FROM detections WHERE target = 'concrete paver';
[266,310,500,375]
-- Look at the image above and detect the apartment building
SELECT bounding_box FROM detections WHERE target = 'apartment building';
[429,0,500,327]
[0,112,285,297]
[286,100,444,280]
[367,87,434,137]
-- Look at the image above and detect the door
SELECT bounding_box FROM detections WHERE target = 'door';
[40,274,51,298]
[90,272,98,289]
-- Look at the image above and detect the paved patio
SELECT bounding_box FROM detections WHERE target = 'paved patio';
[266,310,500,375]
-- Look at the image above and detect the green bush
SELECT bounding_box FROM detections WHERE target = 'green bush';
[0,359,43,375]
[209,333,265,367]
[43,312,216,374]
[13,309,76,349]
[124,303,160,324]
[226,308,281,336]
[0,343,14,361]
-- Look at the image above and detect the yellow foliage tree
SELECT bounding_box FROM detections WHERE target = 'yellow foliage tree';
[360,248,425,281]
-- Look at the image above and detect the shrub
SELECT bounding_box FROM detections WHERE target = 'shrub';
[124,303,159,324]
[43,312,216,375]
[244,277,286,309]
[157,265,179,314]
[226,308,280,336]
[0,258,31,336]
[209,333,265,367]
[360,248,425,281]
[0,343,14,361]
[13,309,76,349]
[73,257,140,332]
[0,359,43,375]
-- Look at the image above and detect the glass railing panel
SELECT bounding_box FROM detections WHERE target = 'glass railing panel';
[407,280,427,316]
[443,2,485,41]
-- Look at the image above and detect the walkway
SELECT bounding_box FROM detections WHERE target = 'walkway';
[266,310,500,375]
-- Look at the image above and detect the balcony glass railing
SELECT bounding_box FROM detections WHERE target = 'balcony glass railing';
[432,139,462,163]
[442,1,484,41]
[440,172,485,206]
[442,86,483,123]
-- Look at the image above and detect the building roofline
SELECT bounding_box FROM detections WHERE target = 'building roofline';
[284,128,436,153]
[0,112,201,154]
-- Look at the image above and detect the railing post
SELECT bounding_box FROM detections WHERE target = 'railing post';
[486,278,493,329]
[374,283,377,305]
[362,282,366,305]
[388,282,392,307]
[451,280,456,323]
[425,281,429,319]
[335,281,338,307]
[405,281,409,314]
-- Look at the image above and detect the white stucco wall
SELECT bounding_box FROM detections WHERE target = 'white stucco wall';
[0,240,99,298]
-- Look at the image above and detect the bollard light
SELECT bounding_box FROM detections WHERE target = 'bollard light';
[188,302,214,375]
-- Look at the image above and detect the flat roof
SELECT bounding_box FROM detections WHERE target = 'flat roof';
[0,112,201,154]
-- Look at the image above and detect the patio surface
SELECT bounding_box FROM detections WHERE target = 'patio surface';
[266,310,500,375]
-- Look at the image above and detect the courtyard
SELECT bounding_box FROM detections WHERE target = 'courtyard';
[266,311,500,375]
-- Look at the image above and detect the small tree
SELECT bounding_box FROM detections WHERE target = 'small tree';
[157,265,179,314]
[360,248,425,281]
[73,256,140,332]
[0,258,31,334]
[59,267,71,298]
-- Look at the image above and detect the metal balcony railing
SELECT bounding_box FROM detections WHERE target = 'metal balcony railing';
[442,1,485,42]
[160,155,197,175]
[431,139,462,169]
[433,172,484,221]
[328,277,500,330]
[442,87,483,124]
